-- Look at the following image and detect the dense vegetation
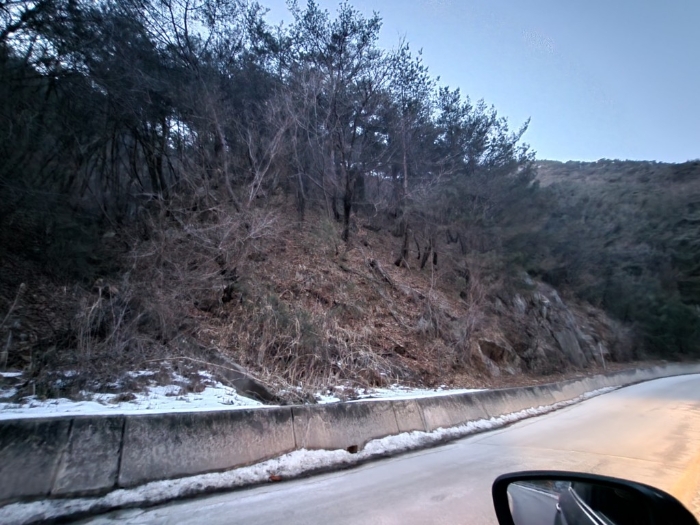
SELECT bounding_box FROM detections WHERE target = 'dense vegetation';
[520,160,700,358]
[0,0,697,399]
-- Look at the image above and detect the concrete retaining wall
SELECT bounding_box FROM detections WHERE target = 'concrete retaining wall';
[1,363,699,505]
[292,401,399,451]
[119,407,296,487]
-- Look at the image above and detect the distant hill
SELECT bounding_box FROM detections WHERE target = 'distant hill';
[514,159,700,355]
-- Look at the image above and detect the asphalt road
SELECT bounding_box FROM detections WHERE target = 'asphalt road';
[81,374,700,525]
[507,483,559,525]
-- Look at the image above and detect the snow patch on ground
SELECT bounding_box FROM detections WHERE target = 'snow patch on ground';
[0,387,17,399]
[0,374,262,420]
[1,374,484,419]
[315,384,484,403]
[0,372,22,402]
[0,386,618,525]
[353,385,484,401]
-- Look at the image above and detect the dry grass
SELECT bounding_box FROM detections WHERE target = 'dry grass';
[0,191,647,402]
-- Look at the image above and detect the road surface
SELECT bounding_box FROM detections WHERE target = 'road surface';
[81,373,700,525]
[508,483,559,525]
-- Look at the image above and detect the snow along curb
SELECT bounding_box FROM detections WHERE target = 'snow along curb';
[0,387,617,525]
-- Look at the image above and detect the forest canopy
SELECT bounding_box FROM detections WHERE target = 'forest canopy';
[0,0,534,232]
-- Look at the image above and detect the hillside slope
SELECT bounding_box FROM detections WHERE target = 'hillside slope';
[0,197,638,404]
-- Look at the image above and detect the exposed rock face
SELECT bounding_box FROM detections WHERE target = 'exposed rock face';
[553,330,585,367]
[475,339,523,377]
[482,280,633,376]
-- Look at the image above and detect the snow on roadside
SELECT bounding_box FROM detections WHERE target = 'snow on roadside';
[0,372,22,404]
[0,374,262,420]
[0,386,618,525]
[315,384,484,404]
[1,372,484,419]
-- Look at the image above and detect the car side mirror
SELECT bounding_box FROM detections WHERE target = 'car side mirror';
[492,471,698,525]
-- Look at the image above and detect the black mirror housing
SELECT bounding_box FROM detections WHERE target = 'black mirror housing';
[492,471,698,525]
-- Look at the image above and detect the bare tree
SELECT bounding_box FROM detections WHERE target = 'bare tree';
[286,1,389,240]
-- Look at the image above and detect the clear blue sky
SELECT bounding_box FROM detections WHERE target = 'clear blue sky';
[263,0,699,163]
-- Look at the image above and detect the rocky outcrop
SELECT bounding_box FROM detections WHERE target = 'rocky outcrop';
[473,339,523,377]
[480,278,633,376]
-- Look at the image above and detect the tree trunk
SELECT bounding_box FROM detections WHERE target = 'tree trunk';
[156,116,169,199]
[402,131,409,194]
[394,219,410,267]
[393,130,411,266]
[420,235,437,270]
[342,172,353,242]
[296,171,306,221]
[329,148,341,221]
[420,239,431,269]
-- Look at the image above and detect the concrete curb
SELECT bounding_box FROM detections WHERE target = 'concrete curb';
[1,363,699,507]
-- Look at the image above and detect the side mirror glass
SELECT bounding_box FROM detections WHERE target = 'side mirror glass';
[492,471,698,525]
